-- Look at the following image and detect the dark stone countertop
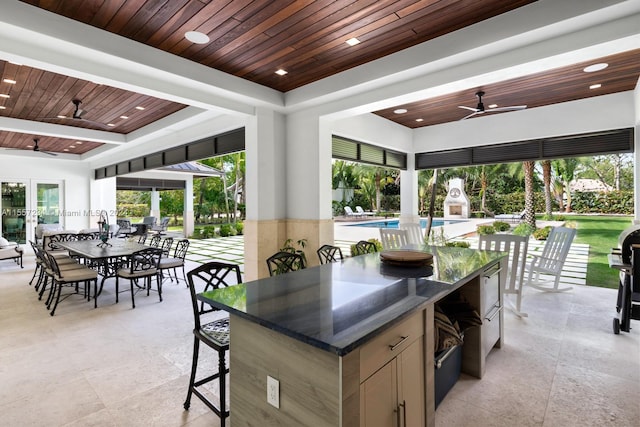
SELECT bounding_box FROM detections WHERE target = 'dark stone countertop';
[198,245,505,356]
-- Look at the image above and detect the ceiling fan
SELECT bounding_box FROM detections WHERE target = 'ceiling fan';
[39,99,110,128]
[458,91,526,120]
[2,138,58,156]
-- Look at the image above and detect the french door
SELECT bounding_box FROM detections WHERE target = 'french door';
[1,179,63,244]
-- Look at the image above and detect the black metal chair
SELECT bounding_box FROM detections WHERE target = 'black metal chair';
[184,262,242,427]
[160,237,174,257]
[149,234,162,248]
[43,250,98,316]
[266,251,306,276]
[115,247,162,308]
[317,244,343,264]
[159,239,189,284]
[353,240,378,256]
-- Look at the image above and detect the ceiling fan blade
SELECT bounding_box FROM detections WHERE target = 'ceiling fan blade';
[458,105,479,112]
[487,105,527,112]
[42,150,58,156]
[460,110,483,120]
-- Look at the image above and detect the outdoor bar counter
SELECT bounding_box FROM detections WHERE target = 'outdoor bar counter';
[198,245,507,427]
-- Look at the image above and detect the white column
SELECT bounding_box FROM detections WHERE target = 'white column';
[634,80,640,224]
[150,189,160,219]
[399,154,420,224]
[184,176,194,238]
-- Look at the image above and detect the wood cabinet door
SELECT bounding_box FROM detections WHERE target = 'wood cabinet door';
[398,337,425,427]
[360,359,398,427]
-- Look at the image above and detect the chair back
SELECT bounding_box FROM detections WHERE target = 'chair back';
[76,232,98,240]
[174,239,190,260]
[43,233,74,252]
[149,234,162,248]
[267,251,306,276]
[317,244,343,264]
[186,262,242,326]
[379,228,409,250]
[479,234,529,297]
[142,216,157,226]
[160,237,174,257]
[399,223,424,245]
[353,240,378,256]
[136,234,147,245]
[129,247,162,273]
[344,206,356,216]
[537,226,576,271]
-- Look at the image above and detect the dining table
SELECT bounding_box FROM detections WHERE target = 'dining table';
[56,239,150,303]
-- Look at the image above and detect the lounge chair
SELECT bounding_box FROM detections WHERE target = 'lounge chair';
[344,206,361,217]
[355,206,375,216]
[494,209,526,223]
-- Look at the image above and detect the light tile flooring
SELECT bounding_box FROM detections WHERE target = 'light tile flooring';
[0,241,638,426]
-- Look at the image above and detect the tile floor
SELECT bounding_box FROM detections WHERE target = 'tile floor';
[0,242,638,426]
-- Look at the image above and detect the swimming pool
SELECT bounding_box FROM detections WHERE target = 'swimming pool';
[347,219,466,228]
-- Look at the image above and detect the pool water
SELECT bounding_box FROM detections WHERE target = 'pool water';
[347,219,466,228]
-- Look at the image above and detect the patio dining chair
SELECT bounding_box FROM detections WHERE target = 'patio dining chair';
[43,250,98,316]
[353,240,378,256]
[115,247,163,309]
[479,233,529,317]
[525,226,576,293]
[159,239,190,284]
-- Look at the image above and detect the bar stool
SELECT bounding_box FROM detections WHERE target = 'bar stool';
[184,261,242,427]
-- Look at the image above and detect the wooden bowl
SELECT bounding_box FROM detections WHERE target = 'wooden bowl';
[380,250,433,267]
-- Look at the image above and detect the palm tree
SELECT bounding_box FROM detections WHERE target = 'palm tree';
[542,160,552,218]
[553,158,579,212]
[523,160,536,228]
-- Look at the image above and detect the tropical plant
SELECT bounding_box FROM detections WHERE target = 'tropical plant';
[280,238,308,268]
[522,160,536,228]
[512,223,535,236]
[541,160,552,218]
[476,225,495,235]
[533,226,552,240]
[492,221,511,232]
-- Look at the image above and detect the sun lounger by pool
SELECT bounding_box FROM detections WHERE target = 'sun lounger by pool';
[356,206,375,216]
[494,209,526,223]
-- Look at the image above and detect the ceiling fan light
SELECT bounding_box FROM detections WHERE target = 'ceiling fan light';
[583,63,608,73]
[185,31,209,44]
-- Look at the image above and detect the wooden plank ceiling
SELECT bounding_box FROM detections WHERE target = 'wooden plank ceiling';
[2,1,639,155]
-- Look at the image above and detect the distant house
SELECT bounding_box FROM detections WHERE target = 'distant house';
[570,179,613,192]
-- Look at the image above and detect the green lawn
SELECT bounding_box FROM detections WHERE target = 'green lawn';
[569,215,633,289]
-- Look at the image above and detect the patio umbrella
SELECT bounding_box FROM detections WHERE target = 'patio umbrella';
[425,169,438,242]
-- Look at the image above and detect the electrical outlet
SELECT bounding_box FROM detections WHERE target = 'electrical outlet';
[267,375,280,409]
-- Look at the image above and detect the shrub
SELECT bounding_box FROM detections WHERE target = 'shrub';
[219,223,237,237]
[445,241,471,248]
[202,225,217,238]
[492,221,510,232]
[350,238,383,256]
[512,223,535,236]
[235,221,244,235]
[533,226,552,240]
[477,225,495,235]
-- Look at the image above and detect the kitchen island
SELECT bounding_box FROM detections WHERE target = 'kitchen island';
[198,245,506,426]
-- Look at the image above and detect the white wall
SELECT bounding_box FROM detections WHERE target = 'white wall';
[332,113,413,153]
[0,155,92,231]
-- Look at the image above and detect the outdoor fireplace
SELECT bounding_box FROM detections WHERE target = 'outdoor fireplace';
[443,178,470,219]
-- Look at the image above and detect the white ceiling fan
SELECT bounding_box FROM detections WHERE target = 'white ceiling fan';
[459,91,526,120]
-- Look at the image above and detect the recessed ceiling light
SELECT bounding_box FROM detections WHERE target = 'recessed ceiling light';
[63,149,69,152]
[107,123,116,127]
[135,106,145,110]
[415,118,423,122]
[120,115,129,119]
[69,145,75,148]
[26,145,32,148]
[184,31,210,44]
[76,141,83,145]
[0,94,9,98]
[393,108,407,114]
[590,83,602,90]
[583,63,608,73]
[275,69,288,76]
[346,37,361,46]
[0,106,5,110]
[57,115,66,119]
[3,79,16,84]
[488,104,498,109]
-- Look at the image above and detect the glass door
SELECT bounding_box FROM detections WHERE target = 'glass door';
[1,180,63,244]
[1,181,28,244]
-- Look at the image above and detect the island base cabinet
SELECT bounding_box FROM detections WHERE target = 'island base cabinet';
[360,337,425,427]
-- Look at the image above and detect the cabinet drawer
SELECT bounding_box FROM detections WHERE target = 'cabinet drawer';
[482,304,501,357]
[360,312,423,381]
[483,264,501,315]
